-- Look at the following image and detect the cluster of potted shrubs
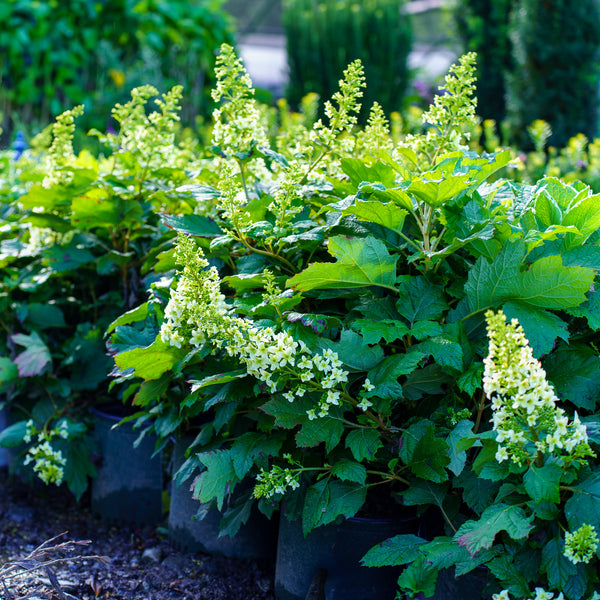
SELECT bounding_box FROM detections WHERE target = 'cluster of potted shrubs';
[2,45,600,600]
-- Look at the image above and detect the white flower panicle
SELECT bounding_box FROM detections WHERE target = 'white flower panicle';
[253,462,301,499]
[211,44,269,157]
[22,419,69,486]
[160,235,350,418]
[564,524,599,565]
[493,589,565,600]
[483,310,592,466]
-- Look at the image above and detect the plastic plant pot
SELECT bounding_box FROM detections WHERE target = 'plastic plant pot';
[275,511,417,600]
[168,435,277,559]
[91,406,163,526]
[0,407,9,467]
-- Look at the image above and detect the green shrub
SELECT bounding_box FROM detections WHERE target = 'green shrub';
[506,0,600,148]
[0,0,234,144]
[282,0,412,121]
[454,0,514,124]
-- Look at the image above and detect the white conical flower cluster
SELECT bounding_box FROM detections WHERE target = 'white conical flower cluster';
[160,235,350,418]
[483,310,591,465]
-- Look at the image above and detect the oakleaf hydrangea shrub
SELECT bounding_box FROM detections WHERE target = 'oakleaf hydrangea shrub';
[105,44,600,598]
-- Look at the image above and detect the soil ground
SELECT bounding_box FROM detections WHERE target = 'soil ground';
[0,468,276,600]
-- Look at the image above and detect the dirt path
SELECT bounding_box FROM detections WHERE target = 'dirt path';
[0,469,276,600]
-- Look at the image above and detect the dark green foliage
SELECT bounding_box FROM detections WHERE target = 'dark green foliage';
[506,0,600,149]
[455,0,514,124]
[282,0,412,122]
[0,0,234,143]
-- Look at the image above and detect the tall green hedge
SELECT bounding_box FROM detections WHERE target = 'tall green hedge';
[506,0,600,148]
[0,0,234,143]
[283,0,412,121]
[455,0,514,125]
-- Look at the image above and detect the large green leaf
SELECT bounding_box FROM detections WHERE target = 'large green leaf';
[340,157,396,188]
[523,462,562,504]
[160,212,222,237]
[352,319,409,345]
[114,337,186,380]
[302,478,367,534]
[455,504,533,555]
[540,536,578,592]
[287,236,398,292]
[544,345,600,411]
[399,420,449,483]
[361,534,427,567]
[565,473,600,533]
[331,459,367,485]
[193,450,237,510]
[446,420,474,476]
[231,432,284,479]
[296,415,344,452]
[42,244,95,272]
[501,301,568,358]
[343,199,407,234]
[465,240,594,312]
[406,174,471,207]
[396,277,448,324]
[345,428,383,462]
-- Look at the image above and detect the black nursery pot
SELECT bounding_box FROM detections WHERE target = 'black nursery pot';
[168,435,277,559]
[91,406,163,526]
[0,407,9,468]
[275,511,417,600]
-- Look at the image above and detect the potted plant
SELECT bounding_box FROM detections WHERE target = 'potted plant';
[110,44,600,597]
[0,84,196,505]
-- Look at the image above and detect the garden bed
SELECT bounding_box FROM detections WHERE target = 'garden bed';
[0,469,275,600]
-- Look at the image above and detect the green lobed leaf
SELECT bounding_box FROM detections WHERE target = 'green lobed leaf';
[456,363,484,396]
[193,450,237,511]
[367,351,425,400]
[399,420,449,483]
[160,212,222,237]
[261,395,314,429]
[413,336,463,371]
[24,303,67,329]
[302,478,367,535]
[402,479,449,508]
[446,420,475,476]
[396,277,448,325]
[565,472,600,534]
[501,301,569,358]
[231,432,284,480]
[466,240,594,312]
[11,331,51,377]
[566,288,600,331]
[397,556,439,598]
[345,428,383,462]
[287,235,398,292]
[41,244,95,272]
[352,318,409,345]
[361,534,427,567]
[343,199,408,234]
[455,504,533,555]
[340,157,396,188]
[544,345,600,411]
[322,329,384,371]
[487,554,531,598]
[296,415,344,453]
[540,536,577,592]
[523,462,562,504]
[114,337,187,380]
[331,459,367,485]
